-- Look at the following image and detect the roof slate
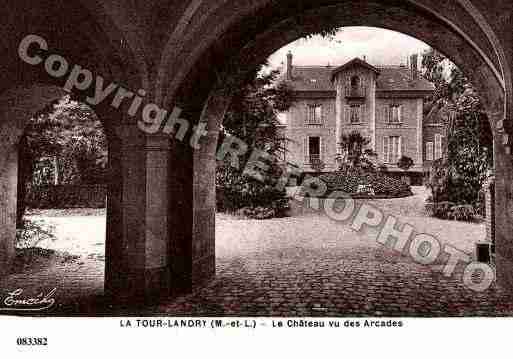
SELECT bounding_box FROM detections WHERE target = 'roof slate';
[283,60,434,93]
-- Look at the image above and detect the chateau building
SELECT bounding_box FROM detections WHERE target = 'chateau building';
[280,52,444,183]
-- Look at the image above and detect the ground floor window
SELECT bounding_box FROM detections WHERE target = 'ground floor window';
[308,136,321,163]
[434,134,443,160]
[383,136,402,163]
[426,141,434,161]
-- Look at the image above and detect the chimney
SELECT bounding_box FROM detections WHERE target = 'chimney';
[410,54,419,80]
[286,51,293,80]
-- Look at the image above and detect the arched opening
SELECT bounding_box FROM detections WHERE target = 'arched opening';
[0,0,510,314]
[159,2,511,315]
[0,85,114,313]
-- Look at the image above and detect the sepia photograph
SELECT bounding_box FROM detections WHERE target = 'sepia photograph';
[0,0,512,357]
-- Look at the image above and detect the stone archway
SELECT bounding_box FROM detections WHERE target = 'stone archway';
[1,0,512,306]
[0,85,68,274]
[158,1,511,296]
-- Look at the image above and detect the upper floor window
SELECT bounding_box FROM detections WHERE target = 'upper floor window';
[306,104,322,125]
[387,104,402,124]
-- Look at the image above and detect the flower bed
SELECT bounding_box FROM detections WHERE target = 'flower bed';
[317,167,413,198]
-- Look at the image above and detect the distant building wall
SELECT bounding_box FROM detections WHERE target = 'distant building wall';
[284,97,338,172]
[375,97,424,172]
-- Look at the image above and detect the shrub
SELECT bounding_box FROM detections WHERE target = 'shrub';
[427,201,455,219]
[397,156,414,171]
[318,165,412,198]
[216,162,290,219]
[450,204,476,222]
[425,201,476,221]
[16,219,56,248]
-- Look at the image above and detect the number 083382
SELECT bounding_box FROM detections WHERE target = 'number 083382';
[16,337,48,346]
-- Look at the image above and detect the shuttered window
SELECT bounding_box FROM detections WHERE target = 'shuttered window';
[383,136,402,163]
[434,134,443,160]
[388,105,402,123]
[383,136,389,163]
[306,104,322,125]
[303,137,308,163]
[350,105,360,123]
[426,142,434,161]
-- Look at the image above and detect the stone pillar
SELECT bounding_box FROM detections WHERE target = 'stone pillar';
[0,143,18,276]
[168,91,230,294]
[494,131,513,289]
[483,175,495,244]
[369,74,376,151]
[105,125,171,303]
[334,77,343,157]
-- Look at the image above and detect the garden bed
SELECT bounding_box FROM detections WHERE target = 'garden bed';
[312,166,413,199]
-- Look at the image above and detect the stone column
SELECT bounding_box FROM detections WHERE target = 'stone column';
[0,143,18,276]
[494,128,513,289]
[105,125,171,303]
[335,77,343,156]
[483,175,495,244]
[169,91,230,294]
[369,74,376,151]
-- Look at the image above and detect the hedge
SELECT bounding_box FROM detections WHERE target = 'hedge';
[26,184,107,209]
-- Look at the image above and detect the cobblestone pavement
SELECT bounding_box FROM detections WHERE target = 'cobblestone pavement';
[2,188,513,317]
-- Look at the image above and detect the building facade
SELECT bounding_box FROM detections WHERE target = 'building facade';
[280,53,444,182]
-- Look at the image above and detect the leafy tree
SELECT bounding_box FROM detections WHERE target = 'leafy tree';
[338,131,376,168]
[216,65,294,218]
[17,96,107,224]
[422,48,493,210]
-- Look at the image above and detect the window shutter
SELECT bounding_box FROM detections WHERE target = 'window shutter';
[320,137,325,161]
[361,104,366,123]
[345,105,350,123]
[434,134,442,159]
[384,106,390,123]
[383,137,389,163]
[398,106,402,123]
[398,136,403,159]
[426,142,434,161]
[304,105,309,126]
[303,137,308,163]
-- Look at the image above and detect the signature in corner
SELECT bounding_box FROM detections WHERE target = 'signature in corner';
[0,288,57,312]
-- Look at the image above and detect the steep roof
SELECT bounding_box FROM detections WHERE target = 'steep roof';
[283,64,435,93]
[330,57,380,81]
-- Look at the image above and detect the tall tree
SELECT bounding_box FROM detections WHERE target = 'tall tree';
[17,96,107,224]
[422,48,493,206]
[216,65,294,217]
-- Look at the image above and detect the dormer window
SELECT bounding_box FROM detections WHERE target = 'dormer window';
[351,75,360,89]
[345,75,365,98]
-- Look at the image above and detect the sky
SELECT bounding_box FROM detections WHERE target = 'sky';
[266,27,431,70]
